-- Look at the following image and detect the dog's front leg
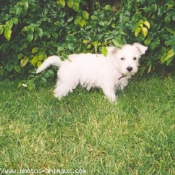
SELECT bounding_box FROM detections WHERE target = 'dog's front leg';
[119,78,128,91]
[102,85,117,102]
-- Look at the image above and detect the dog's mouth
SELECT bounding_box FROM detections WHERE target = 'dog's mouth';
[118,67,137,79]
[122,70,137,77]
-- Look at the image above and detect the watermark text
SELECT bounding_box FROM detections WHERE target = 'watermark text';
[0,168,87,174]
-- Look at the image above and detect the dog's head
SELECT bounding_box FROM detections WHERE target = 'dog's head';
[108,43,148,76]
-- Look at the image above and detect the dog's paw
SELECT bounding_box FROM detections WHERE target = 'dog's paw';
[106,94,118,103]
[110,97,118,103]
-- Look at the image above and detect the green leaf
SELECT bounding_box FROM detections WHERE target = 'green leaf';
[99,21,105,26]
[173,45,175,53]
[22,26,27,34]
[6,64,14,71]
[147,65,152,73]
[31,56,39,66]
[165,36,175,45]
[41,77,47,85]
[23,1,29,11]
[22,26,34,36]
[143,21,150,29]
[20,57,29,67]
[43,72,50,79]
[14,65,21,73]
[59,0,66,7]
[38,52,46,61]
[6,20,13,29]
[91,15,98,20]
[47,69,55,78]
[87,44,91,49]
[101,46,108,57]
[15,6,22,16]
[104,5,112,11]
[161,49,175,63]
[37,28,43,38]
[67,0,74,8]
[67,17,74,23]
[17,82,23,88]
[166,57,174,65]
[0,26,4,35]
[166,1,174,8]
[112,36,126,48]
[73,2,79,11]
[12,17,19,25]
[4,27,12,41]
[18,53,24,59]
[79,19,87,27]
[93,41,99,54]
[27,33,33,42]
[135,27,141,37]
[74,16,82,25]
[67,43,74,50]
[144,38,151,46]
[150,39,160,50]
[165,16,171,24]
[27,80,36,90]
[83,40,90,45]
[157,6,164,16]
[141,27,148,38]
[153,4,158,12]
[74,0,81,2]
[28,26,35,33]
[31,53,45,66]
[82,11,89,20]
[166,27,175,35]
[32,47,39,53]
[143,7,152,13]
[37,61,42,67]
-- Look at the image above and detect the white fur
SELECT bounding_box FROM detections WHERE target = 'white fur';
[36,43,147,102]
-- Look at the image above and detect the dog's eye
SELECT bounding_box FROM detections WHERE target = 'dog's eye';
[121,57,125,60]
[133,57,137,60]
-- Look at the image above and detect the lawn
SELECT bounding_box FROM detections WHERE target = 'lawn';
[0,74,175,174]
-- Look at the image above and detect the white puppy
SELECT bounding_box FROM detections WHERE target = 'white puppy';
[36,43,147,102]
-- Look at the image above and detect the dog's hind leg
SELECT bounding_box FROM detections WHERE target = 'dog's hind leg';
[54,79,78,99]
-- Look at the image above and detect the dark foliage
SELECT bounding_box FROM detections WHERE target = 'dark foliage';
[0,0,175,86]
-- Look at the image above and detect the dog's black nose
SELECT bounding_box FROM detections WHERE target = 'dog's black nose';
[127,67,133,72]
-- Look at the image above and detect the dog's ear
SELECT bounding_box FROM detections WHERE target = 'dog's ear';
[133,43,148,55]
[106,47,119,55]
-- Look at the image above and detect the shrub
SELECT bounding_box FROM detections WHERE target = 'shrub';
[0,0,175,84]
[118,0,175,73]
[0,0,124,83]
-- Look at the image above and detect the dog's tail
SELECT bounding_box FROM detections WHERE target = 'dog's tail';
[36,55,61,74]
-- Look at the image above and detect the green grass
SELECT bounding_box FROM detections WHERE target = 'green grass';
[0,74,175,174]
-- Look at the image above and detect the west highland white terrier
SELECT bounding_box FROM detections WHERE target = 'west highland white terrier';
[36,43,147,102]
